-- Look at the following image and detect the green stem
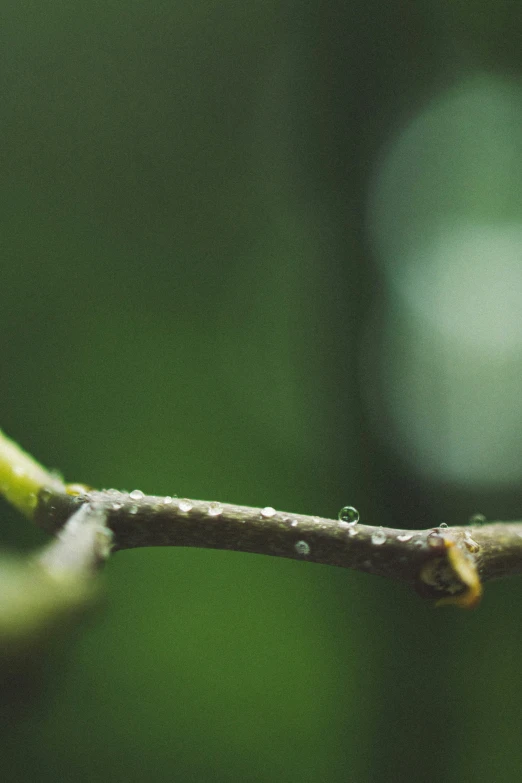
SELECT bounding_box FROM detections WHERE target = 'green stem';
[0,429,64,518]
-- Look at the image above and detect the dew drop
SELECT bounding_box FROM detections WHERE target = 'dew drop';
[129,489,144,500]
[348,526,358,537]
[295,540,310,556]
[111,502,123,511]
[439,522,449,529]
[178,499,193,513]
[13,465,25,477]
[261,506,276,518]
[397,533,413,543]
[371,528,386,546]
[290,520,299,527]
[468,513,487,526]
[208,502,223,517]
[163,496,173,505]
[338,506,359,524]
[128,504,139,515]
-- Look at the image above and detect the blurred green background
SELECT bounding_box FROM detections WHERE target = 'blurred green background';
[2,2,522,781]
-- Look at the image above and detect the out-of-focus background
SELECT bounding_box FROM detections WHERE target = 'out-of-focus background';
[2,3,522,781]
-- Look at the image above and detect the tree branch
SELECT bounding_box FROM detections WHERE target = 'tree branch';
[35,486,522,609]
[2,428,522,614]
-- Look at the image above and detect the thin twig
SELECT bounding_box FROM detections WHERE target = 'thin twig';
[34,486,522,608]
[1,428,522,613]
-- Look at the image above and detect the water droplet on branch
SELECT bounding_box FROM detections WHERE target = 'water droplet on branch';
[338,506,360,524]
[371,528,386,546]
[294,540,311,556]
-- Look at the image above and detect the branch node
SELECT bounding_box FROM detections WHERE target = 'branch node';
[418,535,482,609]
